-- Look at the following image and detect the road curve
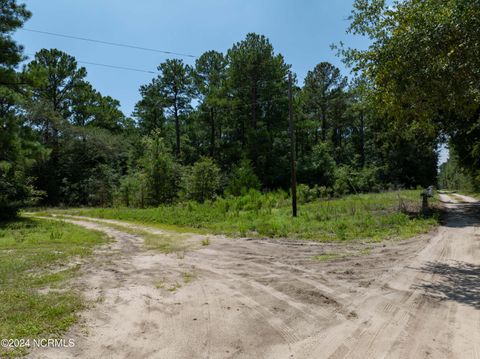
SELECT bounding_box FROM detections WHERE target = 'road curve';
[30,194,480,359]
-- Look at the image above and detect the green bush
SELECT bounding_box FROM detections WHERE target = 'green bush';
[334,165,381,196]
[183,157,221,203]
[140,135,182,205]
[333,166,351,196]
[298,143,336,187]
[225,159,261,196]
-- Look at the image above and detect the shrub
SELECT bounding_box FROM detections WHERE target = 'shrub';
[333,166,351,196]
[297,184,316,204]
[225,159,261,196]
[183,157,221,203]
[298,143,336,187]
[115,172,148,207]
[140,136,182,205]
[333,165,380,196]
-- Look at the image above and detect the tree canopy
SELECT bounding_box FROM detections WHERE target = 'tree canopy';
[4,0,476,216]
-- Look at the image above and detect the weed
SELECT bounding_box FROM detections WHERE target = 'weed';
[0,218,105,357]
[167,282,181,292]
[31,190,438,242]
[182,271,194,284]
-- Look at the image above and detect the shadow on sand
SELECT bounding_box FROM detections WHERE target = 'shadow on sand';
[439,201,480,228]
[414,261,480,310]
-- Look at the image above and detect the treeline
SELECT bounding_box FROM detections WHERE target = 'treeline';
[3,0,479,218]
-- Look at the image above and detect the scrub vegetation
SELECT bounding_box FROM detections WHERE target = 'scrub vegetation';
[37,189,438,242]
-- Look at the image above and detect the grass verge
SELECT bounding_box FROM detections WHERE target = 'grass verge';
[0,218,105,357]
[30,190,439,242]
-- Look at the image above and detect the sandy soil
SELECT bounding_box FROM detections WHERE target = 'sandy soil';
[30,194,480,359]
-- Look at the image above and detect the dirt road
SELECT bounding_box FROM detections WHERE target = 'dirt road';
[32,193,480,359]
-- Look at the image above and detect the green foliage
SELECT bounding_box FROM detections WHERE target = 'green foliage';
[226,33,290,187]
[302,62,347,142]
[183,157,221,203]
[225,159,261,196]
[48,190,438,242]
[115,172,148,208]
[438,151,478,191]
[333,165,380,196]
[0,218,105,357]
[346,0,480,183]
[0,0,31,82]
[140,135,181,205]
[157,59,195,158]
[0,0,42,219]
[298,142,336,187]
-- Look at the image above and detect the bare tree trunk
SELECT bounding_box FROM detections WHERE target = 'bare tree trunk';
[210,107,215,158]
[321,108,327,142]
[359,111,365,167]
[173,91,180,158]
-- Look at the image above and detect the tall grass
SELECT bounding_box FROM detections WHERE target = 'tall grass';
[41,190,439,242]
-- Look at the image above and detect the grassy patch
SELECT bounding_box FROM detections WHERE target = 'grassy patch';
[0,218,105,357]
[32,217,190,254]
[30,190,439,242]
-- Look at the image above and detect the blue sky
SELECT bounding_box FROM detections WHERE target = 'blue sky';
[13,0,448,164]
[15,0,368,116]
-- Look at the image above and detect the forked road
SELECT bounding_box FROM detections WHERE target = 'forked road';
[32,193,480,359]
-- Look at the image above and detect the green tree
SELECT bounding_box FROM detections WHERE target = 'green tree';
[140,134,181,205]
[302,62,347,143]
[226,33,290,187]
[298,142,336,187]
[193,50,227,158]
[134,80,166,136]
[438,150,476,191]
[225,159,261,196]
[345,0,480,187]
[0,0,43,219]
[25,49,88,204]
[0,0,30,85]
[156,59,194,158]
[184,157,221,203]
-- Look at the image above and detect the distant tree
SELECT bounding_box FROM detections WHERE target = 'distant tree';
[140,134,181,205]
[25,49,88,204]
[156,59,194,158]
[225,159,261,196]
[438,151,475,192]
[184,157,221,203]
[298,142,336,187]
[70,82,128,132]
[345,0,480,187]
[134,80,166,136]
[226,33,290,187]
[193,50,227,158]
[302,62,347,143]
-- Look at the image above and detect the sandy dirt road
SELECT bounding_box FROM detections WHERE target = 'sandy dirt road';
[31,193,480,359]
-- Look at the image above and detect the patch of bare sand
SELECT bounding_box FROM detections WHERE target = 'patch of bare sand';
[30,196,480,358]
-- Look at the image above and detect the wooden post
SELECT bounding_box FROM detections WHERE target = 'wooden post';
[288,72,297,217]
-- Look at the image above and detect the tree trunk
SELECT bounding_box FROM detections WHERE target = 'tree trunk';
[359,111,365,167]
[173,91,180,158]
[210,107,215,158]
[321,108,327,142]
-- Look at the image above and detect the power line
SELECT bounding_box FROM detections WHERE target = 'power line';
[25,53,157,74]
[21,28,197,58]
[75,60,156,74]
